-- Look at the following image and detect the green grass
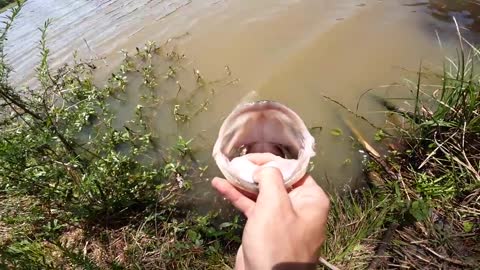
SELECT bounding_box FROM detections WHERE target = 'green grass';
[315,19,479,270]
[340,25,480,268]
[321,190,391,269]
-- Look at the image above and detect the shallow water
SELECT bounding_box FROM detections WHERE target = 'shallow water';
[4,0,478,193]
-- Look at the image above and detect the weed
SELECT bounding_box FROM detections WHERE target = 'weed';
[0,5,238,269]
[350,26,480,268]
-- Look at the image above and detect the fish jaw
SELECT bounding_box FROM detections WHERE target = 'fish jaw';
[212,100,315,194]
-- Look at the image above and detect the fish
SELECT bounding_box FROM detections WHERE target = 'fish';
[212,100,315,194]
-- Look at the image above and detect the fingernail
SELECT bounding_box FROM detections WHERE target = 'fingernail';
[252,167,266,183]
[211,177,224,187]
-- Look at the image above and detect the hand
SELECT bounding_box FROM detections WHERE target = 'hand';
[212,153,330,270]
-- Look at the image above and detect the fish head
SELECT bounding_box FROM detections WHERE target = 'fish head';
[212,100,315,194]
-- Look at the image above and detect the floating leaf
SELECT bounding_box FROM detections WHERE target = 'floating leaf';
[330,128,343,136]
[374,129,385,142]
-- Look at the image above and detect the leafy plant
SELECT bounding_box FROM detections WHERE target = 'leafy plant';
[0,5,237,268]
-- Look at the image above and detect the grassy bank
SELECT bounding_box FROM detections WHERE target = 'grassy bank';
[0,3,478,269]
[321,32,480,268]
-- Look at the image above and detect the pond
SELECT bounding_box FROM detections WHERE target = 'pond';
[4,0,477,195]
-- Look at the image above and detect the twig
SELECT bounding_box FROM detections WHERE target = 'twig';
[342,117,380,158]
[420,244,473,267]
[397,172,411,201]
[434,136,480,181]
[321,95,384,131]
[405,248,436,266]
[418,131,458,169]
[369,222,399,269]
[460,121,479,181]
[387,263,410,269]
[342,116,397,181]
[355,88,373,113]
[83,38,94,53]
[319,257,340,270]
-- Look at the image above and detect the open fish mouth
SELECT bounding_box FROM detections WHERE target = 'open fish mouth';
[212,100,315,194]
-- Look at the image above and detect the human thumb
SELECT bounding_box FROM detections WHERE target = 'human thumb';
[254,166,290,207]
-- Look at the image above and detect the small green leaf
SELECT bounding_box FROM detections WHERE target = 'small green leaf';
[330,128,343,137]
[353,244,363,251]
[463,221,473,233]
[410,200,429,221]
[374,129,385,142]
[186,229,198,241]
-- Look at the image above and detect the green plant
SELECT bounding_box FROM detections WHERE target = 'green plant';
[357,27,480,268]
[0,5,238,268]
[322,190,392,269]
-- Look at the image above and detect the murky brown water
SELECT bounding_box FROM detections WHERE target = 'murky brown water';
[4,0,478,192]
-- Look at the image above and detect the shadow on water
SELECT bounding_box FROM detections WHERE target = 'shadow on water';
[428,0,480,32]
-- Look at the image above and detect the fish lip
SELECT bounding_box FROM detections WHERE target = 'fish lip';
[212,100,316,194]
[226,100,291,117]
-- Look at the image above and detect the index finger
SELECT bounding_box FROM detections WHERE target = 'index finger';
[211,177,255,218]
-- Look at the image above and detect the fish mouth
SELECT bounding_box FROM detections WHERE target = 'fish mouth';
[212,100,315,193]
